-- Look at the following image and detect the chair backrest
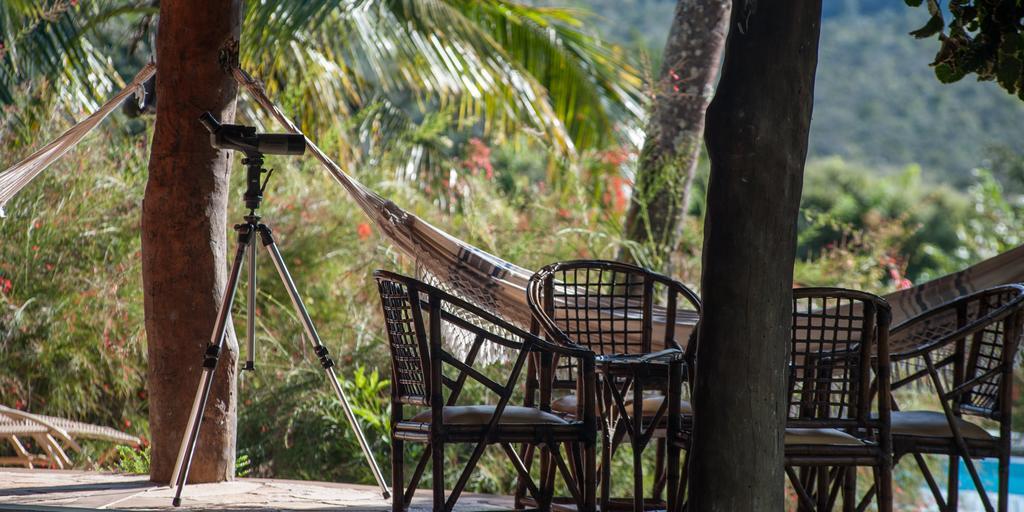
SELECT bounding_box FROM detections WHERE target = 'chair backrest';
[376,273,433,406]
[890,284,1024,420]
[788,288,892,431]
[527,260,702,357]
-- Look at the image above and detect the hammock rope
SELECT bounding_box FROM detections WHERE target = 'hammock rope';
[0,63,156,216]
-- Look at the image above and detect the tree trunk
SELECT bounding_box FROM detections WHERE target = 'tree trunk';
[143,0,242,484]
[621,0,730,270]
[688,1,822,510]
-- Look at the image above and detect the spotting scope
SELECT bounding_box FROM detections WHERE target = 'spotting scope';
[198,112,305,156]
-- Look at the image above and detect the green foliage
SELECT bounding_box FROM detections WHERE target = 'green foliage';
[105,445,151,475]
[0,121,148,434]
[906,0,1024,99]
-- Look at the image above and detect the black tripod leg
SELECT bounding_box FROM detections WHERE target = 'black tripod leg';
[256,225,391,499]
[169,227,251,507]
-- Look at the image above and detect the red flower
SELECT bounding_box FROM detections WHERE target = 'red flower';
[357,222,372,240]
[463,138,494,179]
[1,278,11,294]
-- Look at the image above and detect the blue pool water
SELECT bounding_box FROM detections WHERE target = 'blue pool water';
[958,458,1024,494]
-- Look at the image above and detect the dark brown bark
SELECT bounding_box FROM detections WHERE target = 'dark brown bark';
[689,1,822,510]
[143,0,242,484]
[621,0,730,270]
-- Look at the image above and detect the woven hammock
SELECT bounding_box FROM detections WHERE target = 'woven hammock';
[2,65,1023,357]
[0,63,155,216]
[231,68,1024,350]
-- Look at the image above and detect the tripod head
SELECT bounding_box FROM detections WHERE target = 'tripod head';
[199,112,306,212]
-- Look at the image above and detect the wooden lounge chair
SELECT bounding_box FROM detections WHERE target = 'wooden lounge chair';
[887,284,1024,512]
[0,405,140,469]
[374,270,597,512]
[526,260,701,512]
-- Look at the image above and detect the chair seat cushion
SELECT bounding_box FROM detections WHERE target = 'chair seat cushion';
[784,428,864,446]
[410,405,568,425]
[890,411,994,440]
[551,394,693,416]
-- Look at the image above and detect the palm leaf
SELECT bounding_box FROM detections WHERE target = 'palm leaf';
[240,0,644,160]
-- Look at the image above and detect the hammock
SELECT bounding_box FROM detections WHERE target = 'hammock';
[0,63,155,216]
[2,65,1023,354]
[231,68,1024,347]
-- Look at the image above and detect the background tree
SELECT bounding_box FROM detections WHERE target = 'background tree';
[142,0,242,484]
[620,0,730,270]
[689,0,822,509]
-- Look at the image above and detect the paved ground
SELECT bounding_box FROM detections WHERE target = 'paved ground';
[0,469,514,511]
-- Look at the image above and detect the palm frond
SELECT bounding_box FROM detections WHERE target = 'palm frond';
[241,0,644,162]
[0,1,152,134]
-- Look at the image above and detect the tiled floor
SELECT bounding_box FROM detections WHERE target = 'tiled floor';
[0,469,514,510]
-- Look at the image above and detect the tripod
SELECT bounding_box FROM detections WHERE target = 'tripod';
[169,150,390,506]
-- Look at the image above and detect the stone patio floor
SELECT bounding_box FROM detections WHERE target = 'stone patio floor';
[0,469,514,511]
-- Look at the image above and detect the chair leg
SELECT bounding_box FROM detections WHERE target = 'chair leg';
[431,441,445,512]
[584,438,597,512]
[632,382,644,512]
[877,461,893,512]
[1000,451,1010,512]
[667,438,680,512]
[842,467,855,512]
[514,443,535,509]
[539,443,553,510]
[601,424,612,511]
[391,438,404,512]
[947,453,959,511]
[816,466,829,511]
[653,437,665,502]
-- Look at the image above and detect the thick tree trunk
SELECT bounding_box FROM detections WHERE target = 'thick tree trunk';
[143,0,242,484]
[688,1,822,510]
[621,0,730,270]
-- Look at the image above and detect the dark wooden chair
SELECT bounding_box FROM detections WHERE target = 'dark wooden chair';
[671,288,893,511]
[783,288,893,512]
[373,270,597,512]
[525,260,702,511]
[887,284,1024,512]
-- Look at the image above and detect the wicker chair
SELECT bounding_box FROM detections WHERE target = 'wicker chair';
[887,284,1024,512]
[672,289,893,510]
[782,288,893,512]
[374,270,597,512]
[525,260,701,511]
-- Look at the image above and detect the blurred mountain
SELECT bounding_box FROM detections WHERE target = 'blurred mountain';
[555,0,1024,184]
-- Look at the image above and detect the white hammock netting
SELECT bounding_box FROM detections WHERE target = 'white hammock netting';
[3,64,1024,359]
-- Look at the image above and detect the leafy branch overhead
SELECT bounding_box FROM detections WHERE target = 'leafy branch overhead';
[1,1,644,160]
[906,0,1024,99]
